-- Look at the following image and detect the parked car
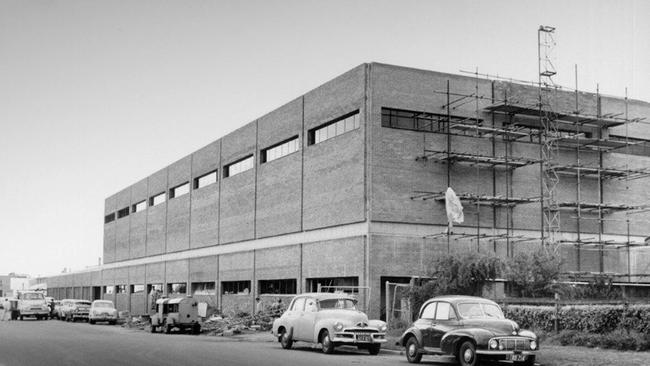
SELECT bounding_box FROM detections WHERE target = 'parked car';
[150,297,201,334]
[272,292,387,355]
[59,299,92,322]
[89,300,118,325]
[16,291,49,320]
[398,295,538,366]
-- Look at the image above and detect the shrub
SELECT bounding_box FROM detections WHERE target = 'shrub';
[504,248,561,298]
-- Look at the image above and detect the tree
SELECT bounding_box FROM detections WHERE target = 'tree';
[504,247,561,298]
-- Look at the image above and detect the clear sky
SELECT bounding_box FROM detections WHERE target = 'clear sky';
[0,0,648,277]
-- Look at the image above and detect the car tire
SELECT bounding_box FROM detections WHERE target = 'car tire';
[192,323,201,335]
[405,336,422,363]
[368,344,381,355]
[280,329,293,349]
[20,315,24,321]
[165,324,172,334]
[458,341,478,366]
[150,325,157,333]
[109,320,116,325]
[320,330,335,354]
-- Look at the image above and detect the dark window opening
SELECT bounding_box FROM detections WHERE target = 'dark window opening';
[261,136,299,163]
[194,170,218,189]
[169,182,189,199]
[132,200,146,213]
[117,207,129,219]
[104,213,115,224]
[221,280,251,295]
[149,192,166,207]
[130,284,144,293]
[167,283,187,295]
[191,282,216,295]
[306,277,359,294]
[224,155,254,178]
[258,279,297,295]
[381,107,480,132]
[308,111,360,145]
[115,285,127,294]
[103,286,114,295]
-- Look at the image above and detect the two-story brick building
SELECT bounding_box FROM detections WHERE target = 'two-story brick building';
[41,63,650,318]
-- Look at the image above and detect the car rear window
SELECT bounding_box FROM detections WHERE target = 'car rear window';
[319,299,357,310]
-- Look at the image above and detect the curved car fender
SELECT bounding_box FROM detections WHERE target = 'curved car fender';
[440,328,493,354]
[313,319,334,343]
[518,329,537,340]
[368,319,386,329]
[398,327,424,347]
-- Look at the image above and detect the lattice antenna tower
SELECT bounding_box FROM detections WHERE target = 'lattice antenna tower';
[538,25,561,245]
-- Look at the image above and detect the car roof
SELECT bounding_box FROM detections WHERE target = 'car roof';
[424,295,498,305]
[293,292,356,301]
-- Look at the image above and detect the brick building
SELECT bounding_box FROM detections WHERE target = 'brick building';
[41,63,650,318]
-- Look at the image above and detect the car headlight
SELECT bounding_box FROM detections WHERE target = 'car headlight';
[530,340,537,350]
[489,339,498,349]
[379,324,387,332]
[334,322,344,331]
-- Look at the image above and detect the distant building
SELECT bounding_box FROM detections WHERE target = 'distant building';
[42,63,650,318]
[0,273,32,298]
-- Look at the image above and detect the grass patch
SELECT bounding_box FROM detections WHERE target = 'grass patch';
[542,329,650,352]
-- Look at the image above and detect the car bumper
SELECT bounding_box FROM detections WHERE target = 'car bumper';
[20,310,49,316]
[90,315,117,321]
[332,332,387,344]
[476,350,536,356]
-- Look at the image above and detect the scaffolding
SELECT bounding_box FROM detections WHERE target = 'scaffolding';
[410,25,650,284]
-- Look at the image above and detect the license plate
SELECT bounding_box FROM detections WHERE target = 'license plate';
[357,334,371,342]
[510,354,526,361]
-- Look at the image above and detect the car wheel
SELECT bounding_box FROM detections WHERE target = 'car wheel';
[405,336,422,363]
[458,341,478,366]
[320,330,335,354]
[368,344,381,355]
[279,329,293,349]
[20,315,24,321]
[89,319,95,324]
[192,323,201,335]
[109,320,116,325]
[165,324,172,334]
[150,325,157,333]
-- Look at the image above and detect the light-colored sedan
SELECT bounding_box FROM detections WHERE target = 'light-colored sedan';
[88,300,118,325]
[272,293,387,355]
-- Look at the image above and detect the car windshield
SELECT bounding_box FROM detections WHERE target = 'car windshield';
[457,302,504,319]
[22,293,44,300]
[318,298,357,310]
[93,302,114,308]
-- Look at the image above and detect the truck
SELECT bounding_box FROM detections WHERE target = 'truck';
[16,290,49,320]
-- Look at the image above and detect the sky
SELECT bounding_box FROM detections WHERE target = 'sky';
[0,0,648,277]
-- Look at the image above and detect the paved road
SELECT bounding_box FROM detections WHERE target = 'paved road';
[0,319,405,366]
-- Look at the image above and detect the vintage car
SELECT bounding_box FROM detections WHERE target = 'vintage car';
[398,296,537,366]
[150,297,201,334]
[89,300,118,325]
[272,293,387,355]
[59,299,92,322]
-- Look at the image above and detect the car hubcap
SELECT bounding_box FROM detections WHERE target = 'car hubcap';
[463,348,473,363]
[408,344,417,357]
[323,335,330,348]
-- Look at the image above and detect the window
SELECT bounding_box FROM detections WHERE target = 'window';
[117,207,129,219]
[435,302,456,320]
[421,302,437,319]
[131,200,146,213]
[104,213,115,224]
[169,182,189,199]
[149,192,166,207]
[261,136,299,163]
[224,155,254,178]
[147,283,163,294]
[103,286,114,295]
[194,170,218,189]
[290,297,306,311]
[167,282,187,295]
[130,284,144,294]
[115,285,127,294]
[258,279,297,295]
[191,282,216,295]
[381,107,480,132]
[306,277,359,293]
[221,280,251,295]
[308,111,360,145]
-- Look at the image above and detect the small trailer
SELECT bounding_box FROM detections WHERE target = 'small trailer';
[150,297,201,334]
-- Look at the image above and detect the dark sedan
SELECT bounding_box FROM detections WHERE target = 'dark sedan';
[398,295,537,366]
